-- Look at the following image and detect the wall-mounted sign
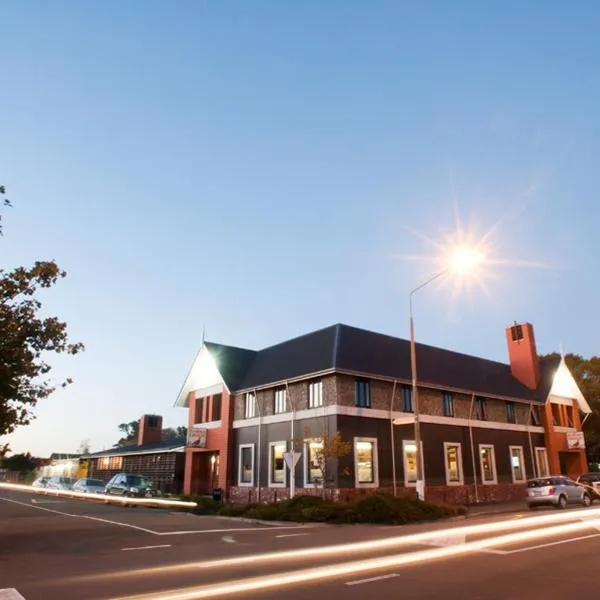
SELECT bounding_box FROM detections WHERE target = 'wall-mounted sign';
[567,431,585,449]
[187,426,207,448]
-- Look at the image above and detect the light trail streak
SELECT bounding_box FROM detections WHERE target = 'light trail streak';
[0,482,196,509]
[69,506,600,583]
[110,517,600,599]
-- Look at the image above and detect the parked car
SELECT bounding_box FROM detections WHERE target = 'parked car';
[72,478,106,494]
[526,476,592,509]
[31,476,50,488]
[46,476,76,491]
[577,473,600,499]
[104,473,157,498]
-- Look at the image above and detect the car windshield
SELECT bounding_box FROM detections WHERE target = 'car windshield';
[528,479,555,488]
[60,478,75,483]
[85,479,104,486]
[127,475,152,487]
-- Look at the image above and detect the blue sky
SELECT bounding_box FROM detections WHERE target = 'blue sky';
[2,1,600,456]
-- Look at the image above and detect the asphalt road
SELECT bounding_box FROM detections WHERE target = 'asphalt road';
[1,486,599,599]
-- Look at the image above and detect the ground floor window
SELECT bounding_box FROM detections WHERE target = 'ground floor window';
[354,437,378,487]
[238,444,254,486]
[479,444,497,484]
[402,440,418,486]
[443,442,463,485]
[269,441,286,486]
[535,447,550,478]
[305,440,324,486]
[509,446,526,483]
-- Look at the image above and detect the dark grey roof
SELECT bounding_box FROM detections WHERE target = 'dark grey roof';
[204,342,256,391]
[88,437,186,458]
[207,323,556,402]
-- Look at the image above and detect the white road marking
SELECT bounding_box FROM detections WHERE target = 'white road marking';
[0,589,26,599]
[345,574,399,586]
[276,533,309,538]
[121,544,172,552]
[0,496,158,534]
[502,533,600,554]
[222,536,236,544]
[30,499,63,504]
[159,526,313,536]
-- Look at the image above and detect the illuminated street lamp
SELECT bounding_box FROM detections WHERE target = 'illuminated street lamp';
[411,244,485,501]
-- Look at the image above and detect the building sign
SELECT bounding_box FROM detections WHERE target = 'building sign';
[187,426,208,448]
[567,431,585,449]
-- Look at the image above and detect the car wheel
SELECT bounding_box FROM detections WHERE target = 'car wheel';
[558,495,567,509]
[528,505,537,511]
[583,493,592,507]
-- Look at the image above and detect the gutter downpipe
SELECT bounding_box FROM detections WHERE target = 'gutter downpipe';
[256,389,262,503]
[390,380,398,497]
[468,393,479,504]
[527,401,537,479]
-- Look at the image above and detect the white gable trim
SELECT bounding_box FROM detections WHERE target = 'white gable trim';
[174,345,228,408]
[547,356,591,414]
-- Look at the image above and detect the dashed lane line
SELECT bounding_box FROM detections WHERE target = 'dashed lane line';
[121,544,172,552]
[345,574,399,586]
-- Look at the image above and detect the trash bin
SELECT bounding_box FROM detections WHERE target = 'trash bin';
[212,488,223,503]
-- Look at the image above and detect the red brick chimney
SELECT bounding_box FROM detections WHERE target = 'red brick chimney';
[506,322,541,390]
[138,414,163,446]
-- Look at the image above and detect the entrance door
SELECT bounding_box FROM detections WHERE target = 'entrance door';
[191,452,220,495]
[559,452,582,479]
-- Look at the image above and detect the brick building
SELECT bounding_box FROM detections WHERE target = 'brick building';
[87,415,185,495]
[174,322,591,504]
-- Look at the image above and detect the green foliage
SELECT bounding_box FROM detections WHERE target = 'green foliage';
[115,420,188,447]
[0,255,84,436]
[206,493,463,525]
[0,452,37,472]
[180,496,221,515]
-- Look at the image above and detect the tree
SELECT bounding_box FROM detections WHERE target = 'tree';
[78,439,91,455]
[0,185,10,236]
[0,195,84,436]
[161,426,188,441]
[115,420,139,447]
[115,421,188,446]
[0,452,37,472]
[300,427,352,498]
[541,353,600,462]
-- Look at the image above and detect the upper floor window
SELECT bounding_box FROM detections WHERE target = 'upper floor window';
[195,397,206,423]
[212,393,222,421]
[354,380,371,408]
[506,401,516,424]
[442,392,454,417]
[274,388,287,414]
[402,385,413,413]
[244,393,256,419]
[531,404,541,426]
[475,397,487,420]
[309,380,323,408]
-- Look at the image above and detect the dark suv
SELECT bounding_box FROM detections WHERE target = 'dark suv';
[105,473,156,498]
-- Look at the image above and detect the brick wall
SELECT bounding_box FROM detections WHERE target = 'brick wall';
[227,483,527,506]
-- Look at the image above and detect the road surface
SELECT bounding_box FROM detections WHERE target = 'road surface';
[1,486,599,599]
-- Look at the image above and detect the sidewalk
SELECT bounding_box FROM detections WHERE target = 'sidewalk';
[465,500,527,518]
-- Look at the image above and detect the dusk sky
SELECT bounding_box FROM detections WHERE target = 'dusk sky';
[2,1,600,456]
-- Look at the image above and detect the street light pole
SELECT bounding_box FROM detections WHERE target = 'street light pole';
[410,270,446,502]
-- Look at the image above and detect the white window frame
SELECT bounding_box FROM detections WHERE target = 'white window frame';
[509,445,526,483]
[308,380,323,409]
[274,389,287,414]
[402,439,423,487]
[238,444,255,487]
[443,442,464,486]
[535,446,550,478]
[303,439,324,487]
[479,444,498,485]
[354,437,379,488]
[244,393,256,419]
[268,441,287,488]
